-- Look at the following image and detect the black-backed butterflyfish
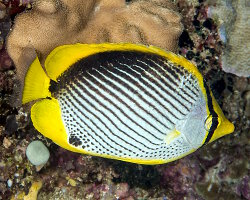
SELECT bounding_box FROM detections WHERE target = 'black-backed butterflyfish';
[22,43,235,165]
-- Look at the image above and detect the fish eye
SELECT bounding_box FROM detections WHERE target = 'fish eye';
[204,115,220,131]
[204,115,212,131]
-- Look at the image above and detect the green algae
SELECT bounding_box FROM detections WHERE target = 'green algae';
[196,182,240,200]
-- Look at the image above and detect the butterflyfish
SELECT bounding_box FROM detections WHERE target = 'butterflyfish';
[22,43,235,165]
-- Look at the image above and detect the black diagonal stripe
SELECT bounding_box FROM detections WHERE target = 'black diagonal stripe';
[167,62,200,95]
[83,71,166,139]
[178,71,200,95]
[183,82,200,99]
[167,62,200,99]
[73,77,162,145]
[111,61,185,120]
[157,59,200,99]
[115,64,189,122]
[132,62,191,114]
[108,63,184,121]
[202,81,218,145]
[143,57,196,104]
[127,60,191,113]
[169,63,185,77]
[66,86,137,151]
[125,56,191,108]
[61,96,119,153]
[93,66,174,127]
[66,83,157,150]
[63,90,144,154]
[163,62,200,98]
[70,123,110,154]
[145,57,196,102]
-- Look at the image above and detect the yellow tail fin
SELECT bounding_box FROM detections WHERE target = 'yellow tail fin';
[22,57,51,104]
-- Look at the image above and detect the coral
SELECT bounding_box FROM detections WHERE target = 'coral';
[7,0,183,105]
[115,183,130,199]
[207,0,250,77]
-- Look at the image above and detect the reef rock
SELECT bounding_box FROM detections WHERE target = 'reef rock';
[7,0,183,105]
[208,0,250,77]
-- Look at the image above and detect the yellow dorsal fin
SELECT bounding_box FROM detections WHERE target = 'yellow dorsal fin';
[44,43,203,81]
[22,57,51,104]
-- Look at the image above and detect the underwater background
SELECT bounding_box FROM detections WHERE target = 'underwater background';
[0,0,249,199]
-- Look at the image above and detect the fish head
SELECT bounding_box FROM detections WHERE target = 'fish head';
[175,96,208,149]
[207,94,235,143]
[176,90,234,149]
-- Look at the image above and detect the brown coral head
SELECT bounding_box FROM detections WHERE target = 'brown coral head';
[7,0,183,106]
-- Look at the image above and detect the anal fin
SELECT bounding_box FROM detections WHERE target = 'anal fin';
[31,98,68,148]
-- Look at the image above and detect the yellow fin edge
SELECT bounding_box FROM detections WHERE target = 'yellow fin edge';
[31,98,69,148]
[22,57,51,104]
[44,43,204,83]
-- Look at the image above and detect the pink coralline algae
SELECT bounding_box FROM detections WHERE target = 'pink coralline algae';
[0,49,13,71]
[236,176,250,200]
[157,156,203,199]
[115,183,130,199]
[1,0,33,17]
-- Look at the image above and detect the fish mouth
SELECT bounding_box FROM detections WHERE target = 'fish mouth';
[209,118,235,143]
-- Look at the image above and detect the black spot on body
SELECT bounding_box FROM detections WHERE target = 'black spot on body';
[69,135,82,146]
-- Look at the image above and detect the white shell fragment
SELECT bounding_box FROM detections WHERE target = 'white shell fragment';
[26,140,50,166]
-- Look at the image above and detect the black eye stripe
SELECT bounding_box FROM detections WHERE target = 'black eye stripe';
[203,81,219,145]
